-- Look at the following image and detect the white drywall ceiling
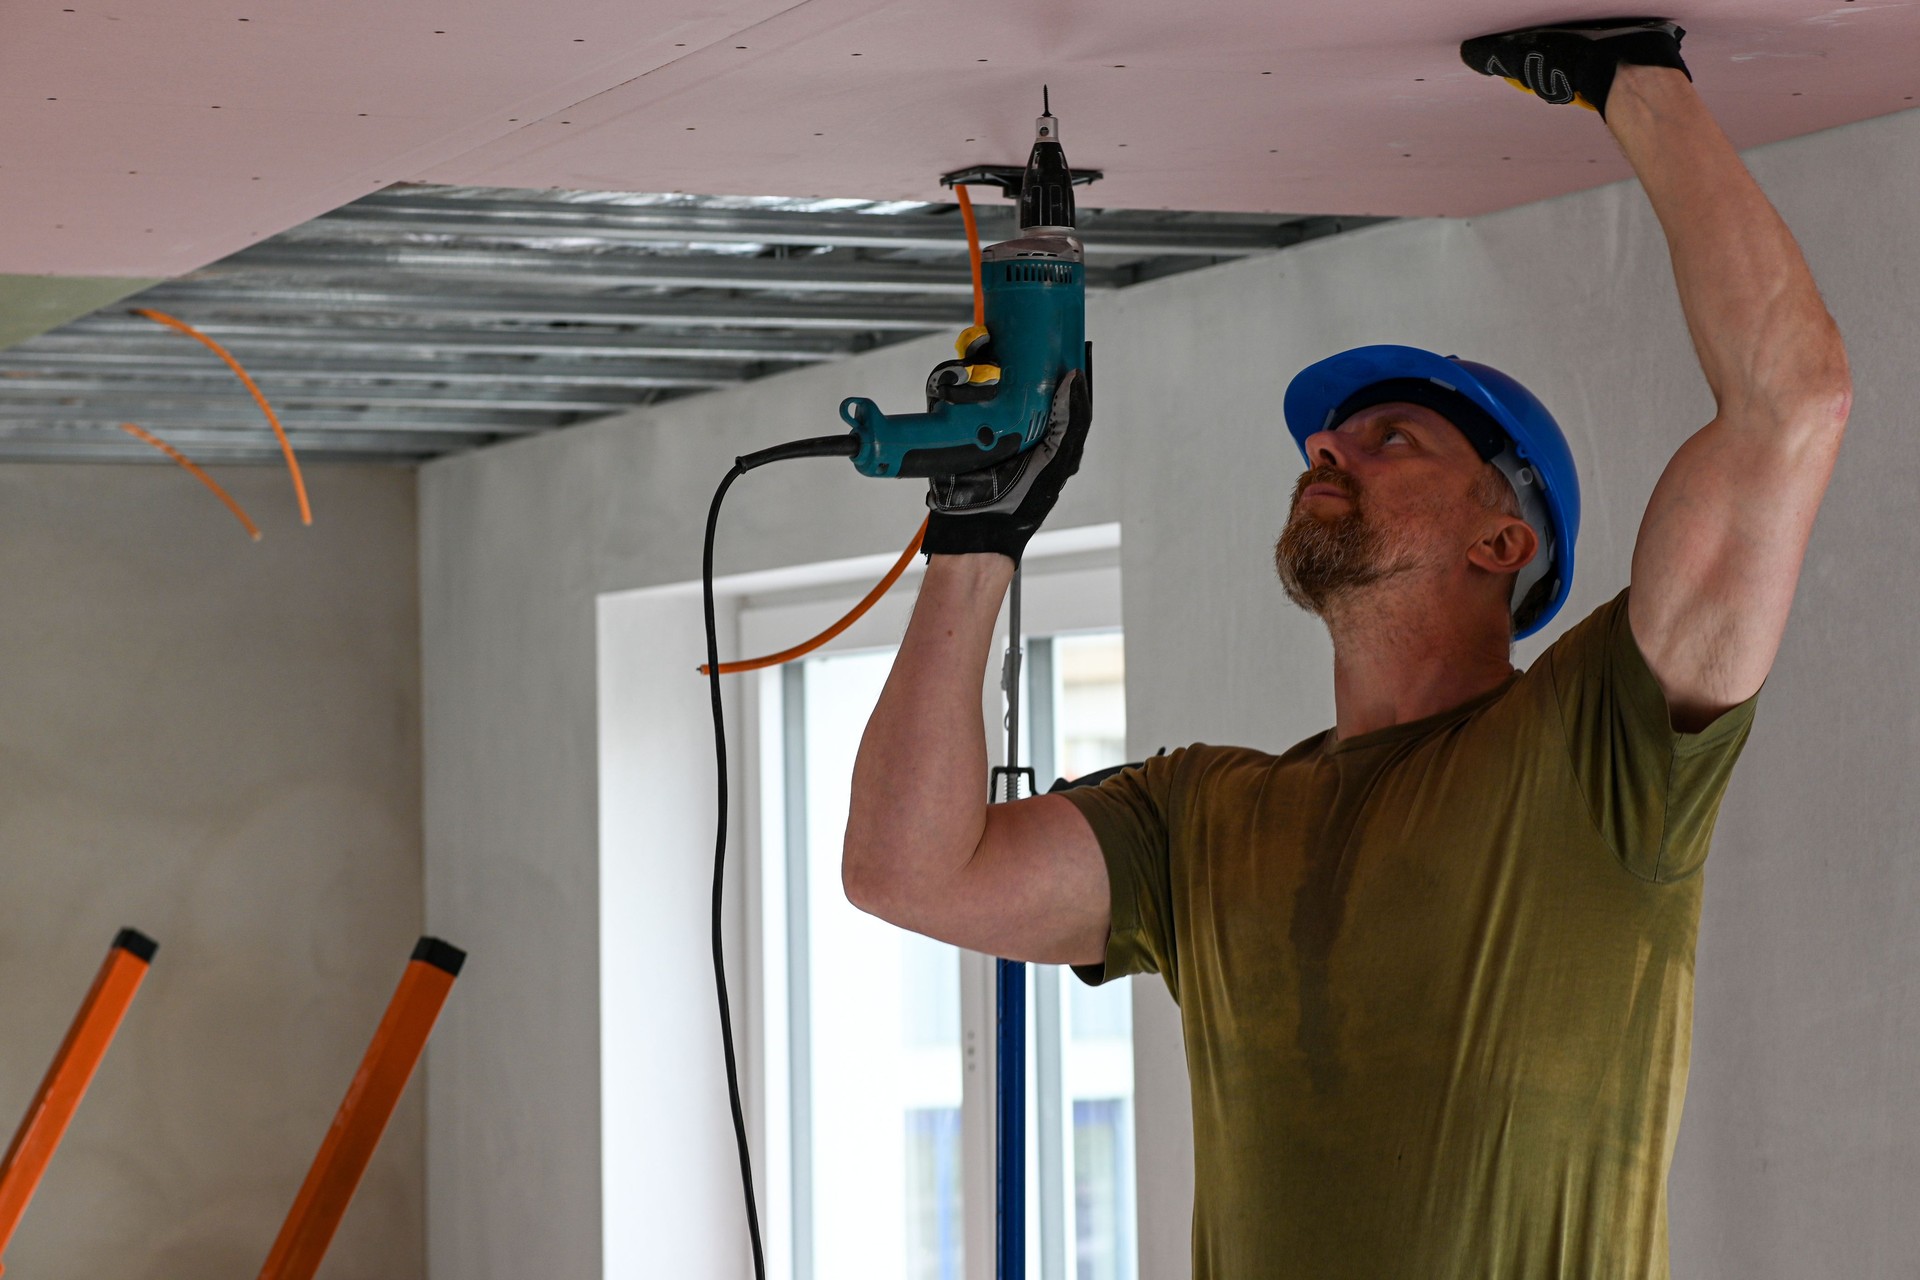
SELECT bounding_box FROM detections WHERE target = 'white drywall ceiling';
[6,0,1914,278]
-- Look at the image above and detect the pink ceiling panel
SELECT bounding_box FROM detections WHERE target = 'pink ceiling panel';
[1,0,815,277]
[422,0,1920,217]
[7,1,1915,280]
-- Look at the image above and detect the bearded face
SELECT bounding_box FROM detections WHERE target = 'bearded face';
[1273,464,1420,615]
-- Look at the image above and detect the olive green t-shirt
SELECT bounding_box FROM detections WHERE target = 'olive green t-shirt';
[1061,590,1757,1279]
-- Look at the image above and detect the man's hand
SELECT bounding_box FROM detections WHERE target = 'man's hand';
[1461,18,1690,117]
[923,369,1091,564]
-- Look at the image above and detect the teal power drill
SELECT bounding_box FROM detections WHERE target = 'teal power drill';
[839,93,1088,478]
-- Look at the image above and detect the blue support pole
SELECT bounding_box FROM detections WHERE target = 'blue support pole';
[995,956,1026,1280]
[992,567,1030,1280]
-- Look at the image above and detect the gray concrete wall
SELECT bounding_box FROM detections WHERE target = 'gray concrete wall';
[421,104,1920,1278]
[0,463,423,1278]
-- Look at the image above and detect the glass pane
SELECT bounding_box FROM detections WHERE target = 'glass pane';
[1072,1101,1128,1280]
[1054,633,1126,782]
[1049,630,1137,1280]
[800,648,965,1280]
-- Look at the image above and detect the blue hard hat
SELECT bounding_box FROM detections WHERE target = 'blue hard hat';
[1282,344,1581,639]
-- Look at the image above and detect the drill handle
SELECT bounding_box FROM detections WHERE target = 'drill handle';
[839,397,1022,478]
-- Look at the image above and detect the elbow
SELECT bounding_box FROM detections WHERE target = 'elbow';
[1787,333,1854,441]
[1743,349,1851,454]
[1788,370,1852,455]
[841,832,894,919]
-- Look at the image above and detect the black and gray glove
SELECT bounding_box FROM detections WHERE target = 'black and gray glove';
[1460,18,1689,117]
[923,369,1090,564]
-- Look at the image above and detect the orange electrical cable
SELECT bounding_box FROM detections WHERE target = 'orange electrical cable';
[699,180,988,678]
[699,517,928,676]
[132,308,312,526]
[957,184,986,328]
[119,424,263,540]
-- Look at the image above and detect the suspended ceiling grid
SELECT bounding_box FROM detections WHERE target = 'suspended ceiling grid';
[0,186,1374,463]
[4,0,1917,285]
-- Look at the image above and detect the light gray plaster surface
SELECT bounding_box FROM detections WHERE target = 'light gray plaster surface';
[0,463,422,1278]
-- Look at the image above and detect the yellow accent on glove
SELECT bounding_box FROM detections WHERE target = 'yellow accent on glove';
[955,324,992,360]
[967,363,1002,385]
[1504,75,1599,112]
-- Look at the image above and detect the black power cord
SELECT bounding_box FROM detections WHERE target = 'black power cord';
[702,434,859,1280]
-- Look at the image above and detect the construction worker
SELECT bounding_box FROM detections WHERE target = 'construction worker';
[844,19,1850,1277]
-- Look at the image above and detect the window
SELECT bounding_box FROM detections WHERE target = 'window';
[745,557,1134,1280]
[1026,632,1138,1280]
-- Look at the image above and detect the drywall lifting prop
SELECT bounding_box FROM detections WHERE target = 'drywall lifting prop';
[0,927,158,1275]
[990,569,1035,1280]
[257,936,465,1280]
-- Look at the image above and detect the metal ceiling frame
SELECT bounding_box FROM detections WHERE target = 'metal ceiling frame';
[0,186,1382,464]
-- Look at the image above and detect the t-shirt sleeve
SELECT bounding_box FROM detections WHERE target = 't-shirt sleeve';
[1056,750,1184,993]
[1547,587,1759,883]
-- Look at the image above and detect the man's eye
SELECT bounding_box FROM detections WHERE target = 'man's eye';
[1383,428,1409,444]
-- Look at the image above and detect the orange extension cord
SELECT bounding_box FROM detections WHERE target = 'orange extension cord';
[133,307,312,526]
[698,183,986,677]
[117,423,263,540]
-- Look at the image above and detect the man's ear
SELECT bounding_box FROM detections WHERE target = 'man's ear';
[1467,516,1539,576]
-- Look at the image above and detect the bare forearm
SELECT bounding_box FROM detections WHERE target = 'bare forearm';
[1606,65,1850,424]
[844,553,1013,909]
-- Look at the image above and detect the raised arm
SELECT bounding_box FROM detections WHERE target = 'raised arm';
[842,553,1109,965]
[842,370,1109,966]
[1605,63,1851,729]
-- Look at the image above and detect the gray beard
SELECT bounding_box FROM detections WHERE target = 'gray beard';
[1273,469,1395,616]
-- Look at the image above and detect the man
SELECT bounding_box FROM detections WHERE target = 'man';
[844,20,1850,1277]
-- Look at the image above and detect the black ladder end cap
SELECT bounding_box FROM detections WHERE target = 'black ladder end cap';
[113,927,159,963]
[412,935,467,976]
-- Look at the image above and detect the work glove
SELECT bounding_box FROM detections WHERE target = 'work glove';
[922,369,1090,565]
[1460,18,1689,117]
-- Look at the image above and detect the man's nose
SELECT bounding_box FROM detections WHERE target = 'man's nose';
[1302,428,1349,470]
